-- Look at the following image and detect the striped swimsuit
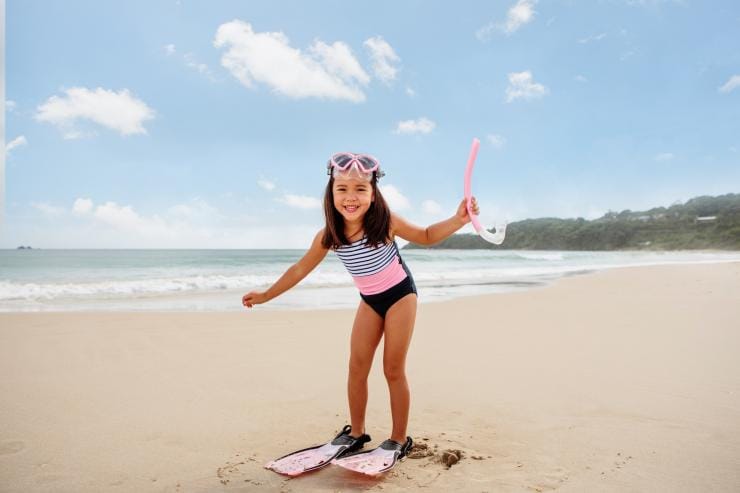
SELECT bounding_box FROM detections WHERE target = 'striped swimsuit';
[335,234,417,318]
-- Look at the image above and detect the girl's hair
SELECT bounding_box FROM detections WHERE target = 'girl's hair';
[321,175,391,249]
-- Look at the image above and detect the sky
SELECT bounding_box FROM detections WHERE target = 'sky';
[3,0,739,248]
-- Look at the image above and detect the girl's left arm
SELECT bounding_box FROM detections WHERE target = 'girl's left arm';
[391,197,479,246]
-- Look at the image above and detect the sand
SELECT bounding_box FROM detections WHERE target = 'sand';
[1,262,739,492]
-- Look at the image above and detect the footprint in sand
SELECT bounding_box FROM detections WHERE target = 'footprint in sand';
[598,451,634,477]
[0,440,25,455]
[407,438,477,469]
[528,468,570,492]
[216,452,261,486]
[613,452,634,470]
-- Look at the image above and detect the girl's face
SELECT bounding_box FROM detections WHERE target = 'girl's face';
[332,176,374,223]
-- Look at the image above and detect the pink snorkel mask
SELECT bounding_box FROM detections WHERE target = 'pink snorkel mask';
[327,152,385,182]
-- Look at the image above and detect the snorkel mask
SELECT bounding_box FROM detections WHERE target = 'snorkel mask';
[327,152,385,182]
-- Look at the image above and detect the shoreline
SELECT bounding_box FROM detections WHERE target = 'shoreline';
[1,262,739,492]
[2,257,739,314]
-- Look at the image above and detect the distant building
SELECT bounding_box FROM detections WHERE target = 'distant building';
[695,216,717,223]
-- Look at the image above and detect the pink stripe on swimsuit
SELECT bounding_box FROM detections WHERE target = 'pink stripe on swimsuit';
[334,236,408,295]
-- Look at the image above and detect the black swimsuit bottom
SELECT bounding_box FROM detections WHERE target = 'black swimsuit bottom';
[360,256,417,318]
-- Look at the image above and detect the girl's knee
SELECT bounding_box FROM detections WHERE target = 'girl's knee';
[348,357,372,380]
[383,363,406,383]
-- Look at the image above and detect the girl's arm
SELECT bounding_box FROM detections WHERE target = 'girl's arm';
[242,229,329,308]
[391,197,479,246]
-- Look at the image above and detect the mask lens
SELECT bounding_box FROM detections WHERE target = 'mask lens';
[357,156,378,171]
[332,153,354,169]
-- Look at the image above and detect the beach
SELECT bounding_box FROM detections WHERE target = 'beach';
[1,262,739,492]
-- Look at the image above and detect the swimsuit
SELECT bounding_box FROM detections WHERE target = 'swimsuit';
[335,235,417,318]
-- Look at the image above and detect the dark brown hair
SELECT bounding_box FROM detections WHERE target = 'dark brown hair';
[321,175,392,249]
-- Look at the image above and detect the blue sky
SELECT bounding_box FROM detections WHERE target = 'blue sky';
[3,0,739,248]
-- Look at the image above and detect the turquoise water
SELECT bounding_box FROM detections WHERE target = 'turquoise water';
[1,249,738,312]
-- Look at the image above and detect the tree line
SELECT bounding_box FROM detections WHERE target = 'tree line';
[406,193,740,250]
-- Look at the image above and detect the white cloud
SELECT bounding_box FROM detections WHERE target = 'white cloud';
[6,135,27,153]
[363,36,401,84]
[421,199,442,215]
[405,87,416,97]
[504,0,537,33]
[213,20,368,102]
[166,198,221,221]
[379,184,410,210]
[719,75,740,94]
[258,178,276,191]
[10,197,329,248]
[184,53,216,80]
[92,201,190,239]
[655,152,674,162]
[505,71,548,102]
[87,199,242,244]
[35,87,155,137]
[6,100,16,111]
[81,199,228,245]
[311,40,370,85]
[7,214,320,249]
[73,198,93,215]
[486,134,506,149]
[475,23,497,41]
[166,44,216,81]
[277,193,322,209]
[578,32,607,44]
[32,202,66,216]
[477,0,537,40]
[574,74,589,83]
[625,0,685,6]
[394,117,435,135]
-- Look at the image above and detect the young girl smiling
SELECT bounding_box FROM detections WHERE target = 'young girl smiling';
[244,152,479,476]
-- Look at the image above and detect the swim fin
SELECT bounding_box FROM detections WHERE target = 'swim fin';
[264,425,371,477]
[331,436,413,476]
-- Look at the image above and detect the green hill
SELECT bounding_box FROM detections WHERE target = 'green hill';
[405,193,740,251]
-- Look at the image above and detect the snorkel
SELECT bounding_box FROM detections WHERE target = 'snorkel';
[464,138,506,245]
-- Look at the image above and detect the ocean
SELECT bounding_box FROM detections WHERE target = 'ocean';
[1,248,738,312]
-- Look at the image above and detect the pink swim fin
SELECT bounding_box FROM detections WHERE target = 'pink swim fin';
[331,437,413,476]
[264,425,371,477]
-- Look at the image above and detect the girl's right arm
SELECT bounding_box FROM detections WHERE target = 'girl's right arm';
[242,229,329,309]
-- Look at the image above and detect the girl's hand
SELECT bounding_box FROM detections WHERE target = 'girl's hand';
[242,291,267,309]
[456,197,479,225]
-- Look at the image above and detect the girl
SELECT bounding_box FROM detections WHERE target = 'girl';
[244,152,479,476]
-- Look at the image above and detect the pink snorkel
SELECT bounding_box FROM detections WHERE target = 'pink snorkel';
[464,138,506,245]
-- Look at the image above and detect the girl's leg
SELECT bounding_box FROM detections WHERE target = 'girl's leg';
[347,300,384,437]
[382,293,417,444]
